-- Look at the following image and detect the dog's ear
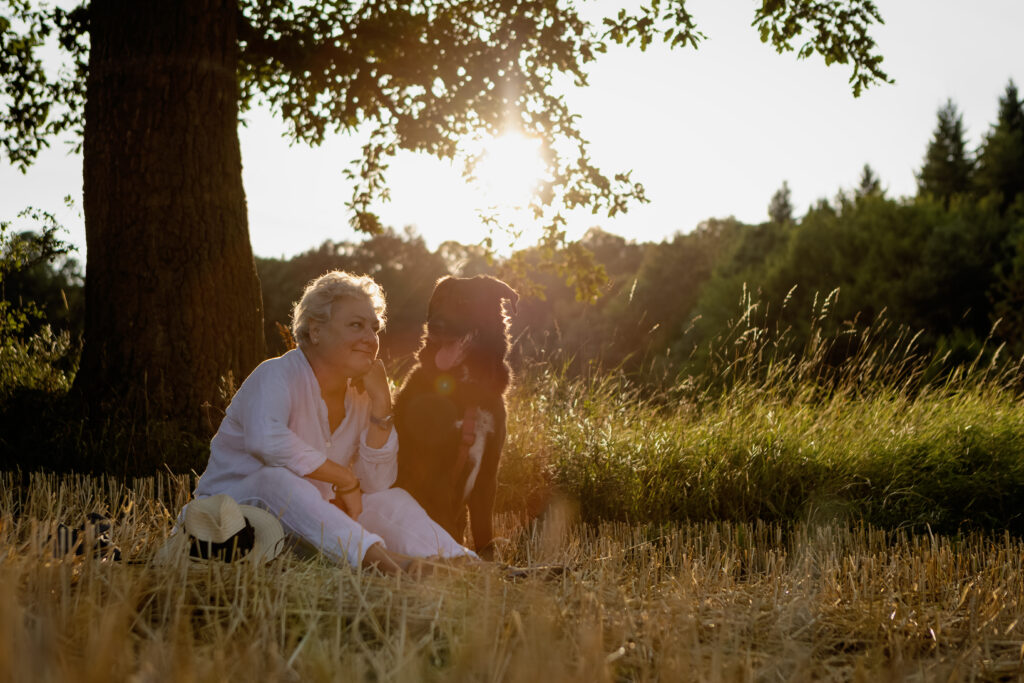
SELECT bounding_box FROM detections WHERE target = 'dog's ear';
[428,276,453,311]
[490,278,519,315]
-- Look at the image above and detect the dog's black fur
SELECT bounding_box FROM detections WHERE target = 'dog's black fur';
[394,275,518,558]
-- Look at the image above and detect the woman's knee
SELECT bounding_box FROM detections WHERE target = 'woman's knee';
[367,487,418,509]
[245,465,303,490]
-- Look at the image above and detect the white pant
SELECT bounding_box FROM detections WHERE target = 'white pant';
[210,466,475,567]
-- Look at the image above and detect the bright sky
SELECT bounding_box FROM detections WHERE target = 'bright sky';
[2,0,1022,261]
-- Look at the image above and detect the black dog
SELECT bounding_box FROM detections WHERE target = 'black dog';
[394,275,518,559]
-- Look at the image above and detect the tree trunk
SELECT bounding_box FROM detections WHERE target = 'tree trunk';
[75,0,264,459]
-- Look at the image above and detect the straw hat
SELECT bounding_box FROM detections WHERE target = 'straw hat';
[154,494,285,565]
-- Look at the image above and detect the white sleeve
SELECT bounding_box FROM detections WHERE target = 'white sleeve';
[352,426,398,493]
[237,368,327,476]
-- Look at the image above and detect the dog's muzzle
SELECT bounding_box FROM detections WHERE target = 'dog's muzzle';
[429,318,476,371]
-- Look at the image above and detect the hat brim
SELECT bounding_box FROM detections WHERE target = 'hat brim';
[153,503,286,566]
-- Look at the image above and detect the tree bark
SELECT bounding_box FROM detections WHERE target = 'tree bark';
[75,0,264,452]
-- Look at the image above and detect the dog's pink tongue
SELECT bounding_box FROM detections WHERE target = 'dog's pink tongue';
[435,340,466,371]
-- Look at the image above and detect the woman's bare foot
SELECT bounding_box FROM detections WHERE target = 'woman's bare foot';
[360,543,405,575]
[403,557,438,578]
[361,544,486,577]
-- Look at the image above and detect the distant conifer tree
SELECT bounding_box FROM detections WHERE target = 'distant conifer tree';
[917,99,974,207]
[975,80,1024,211]
[856,163,883,198]
[768,180,794,224]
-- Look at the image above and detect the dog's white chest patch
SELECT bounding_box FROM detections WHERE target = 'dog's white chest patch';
[455,409,494,500]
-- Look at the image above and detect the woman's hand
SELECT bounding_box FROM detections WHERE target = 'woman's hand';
[355,359,392,414]
[332,486,363,520]
[307,460,361,511]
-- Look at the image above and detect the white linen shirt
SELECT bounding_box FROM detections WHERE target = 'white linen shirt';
[194,348,398,501]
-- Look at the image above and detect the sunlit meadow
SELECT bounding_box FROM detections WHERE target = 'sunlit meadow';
[4,304,1024,681]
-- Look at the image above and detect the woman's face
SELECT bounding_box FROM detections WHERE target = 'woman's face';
[309,295,381,378]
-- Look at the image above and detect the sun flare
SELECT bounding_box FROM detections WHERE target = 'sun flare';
[472,132,546,210]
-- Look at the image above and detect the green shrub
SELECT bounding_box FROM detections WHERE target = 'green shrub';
[0,324,76,400]
[0,207,82,401]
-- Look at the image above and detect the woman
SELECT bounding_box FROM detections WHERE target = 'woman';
[192,271,475,573]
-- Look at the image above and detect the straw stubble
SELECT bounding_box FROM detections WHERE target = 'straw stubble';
[1,473,1022,681]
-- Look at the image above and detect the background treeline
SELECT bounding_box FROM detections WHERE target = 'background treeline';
[3,81,1024,404]
[252,81,1024,385]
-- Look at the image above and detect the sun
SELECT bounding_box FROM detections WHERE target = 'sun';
[471,132,546,211]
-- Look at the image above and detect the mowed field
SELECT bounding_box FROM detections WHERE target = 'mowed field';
[2,469,1023,680]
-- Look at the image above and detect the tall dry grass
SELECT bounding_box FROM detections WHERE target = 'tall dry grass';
[2,473,1023,681]
[498,291,1024,534]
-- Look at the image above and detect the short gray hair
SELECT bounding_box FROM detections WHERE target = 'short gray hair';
[291,271,387,348]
